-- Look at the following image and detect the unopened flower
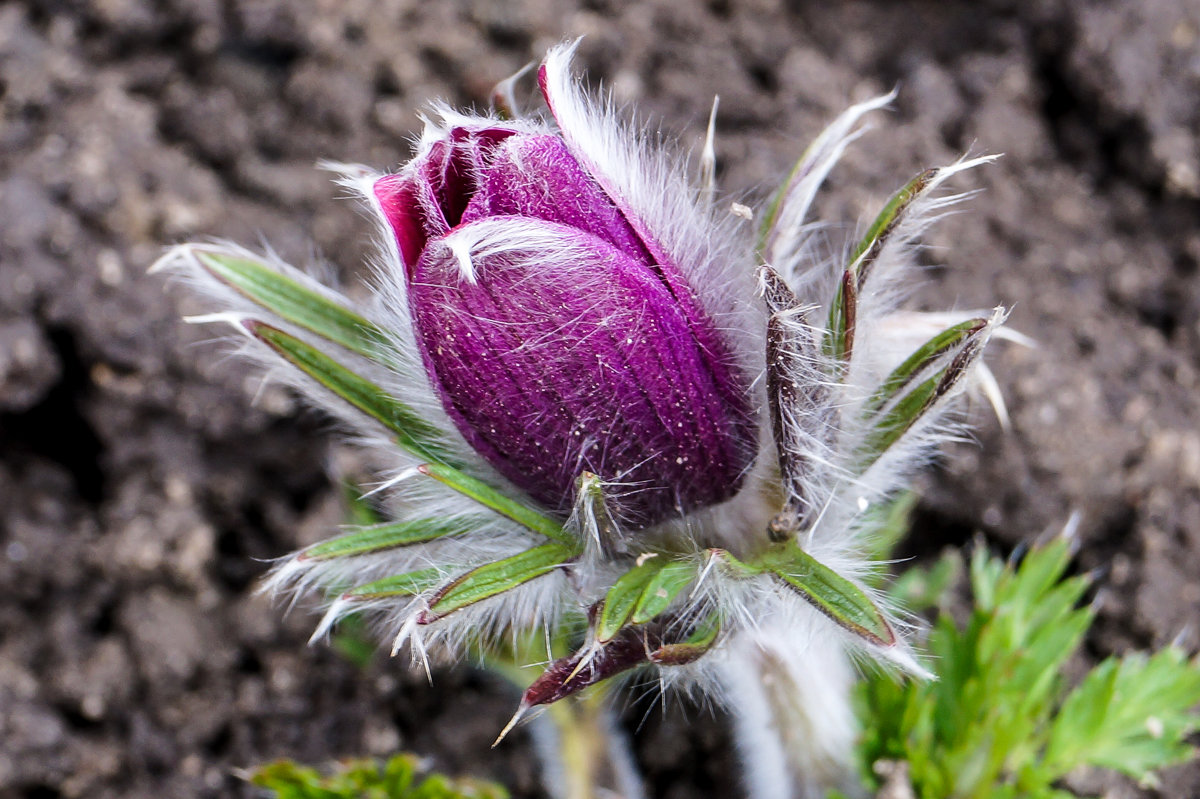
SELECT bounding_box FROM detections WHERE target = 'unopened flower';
[156,41,1008,798]
[372,111,758,528]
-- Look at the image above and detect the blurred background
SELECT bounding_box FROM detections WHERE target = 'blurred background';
[1,1,1198,797]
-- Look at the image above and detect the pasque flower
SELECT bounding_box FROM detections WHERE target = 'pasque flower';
[372,113,758,527]
[156,41,1008,798]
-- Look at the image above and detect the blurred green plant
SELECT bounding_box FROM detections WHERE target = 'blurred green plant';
[249,753,508,799]
[851,535,1200,799]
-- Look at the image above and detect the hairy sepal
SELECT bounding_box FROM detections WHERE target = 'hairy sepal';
[299,516,481,561]
[855,307,1005,475]
[418,542,576,623]
[188,247,387,359]
[758,92,897,277]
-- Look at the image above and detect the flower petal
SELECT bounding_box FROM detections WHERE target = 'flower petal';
[408,217,756,526]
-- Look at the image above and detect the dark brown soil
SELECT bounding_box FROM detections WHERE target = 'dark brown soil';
[2,1,1198,797]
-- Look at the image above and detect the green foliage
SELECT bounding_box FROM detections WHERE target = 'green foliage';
[250,753,509,799]
[856,537,1200,799]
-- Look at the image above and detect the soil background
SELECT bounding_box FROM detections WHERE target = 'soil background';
[2,1,1199,797]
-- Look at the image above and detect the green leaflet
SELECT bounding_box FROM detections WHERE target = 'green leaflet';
[860,370,941,468]
[423,543,574,621]
[761,541,895,647]
[858,538,1200,797]
[1044,649,1200,780]
[195,250,385,360]
[418,463,573,547]
[825,169,935,365]
[342,568,445,600]
[301,518,473,561]
[631,560,697,625]
[248,321,451,463]
[847,168,935,281]
[863,317,988,418]
[596,555,664,643]
[857,320,988,473]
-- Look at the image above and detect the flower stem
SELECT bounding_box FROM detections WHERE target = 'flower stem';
[531,688,644,799]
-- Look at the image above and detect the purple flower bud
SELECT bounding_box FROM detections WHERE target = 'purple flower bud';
[374,101,757,528]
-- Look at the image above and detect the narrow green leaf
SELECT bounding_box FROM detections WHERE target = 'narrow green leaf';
[302,518,473,561]
[597,555,664,643]
[754,93,896,261]
[196,250,385,359]
[418,463,574,547]
[763,541,895,647]
[248,321,451,463]
[857,319,991,474]
[631,560,697,624]
[197,257,572,547]
[863,318,987,417]
[242,326,569,545]
[343,567,445,600]
[859,370,941,467]
[847,169,935,284]
[825,170,936,368]
[422,543,574,621]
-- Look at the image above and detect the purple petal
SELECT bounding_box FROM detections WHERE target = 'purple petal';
[375,126,517,272]
[374,173,427,272]
[409,218,756,527]
[534,65,754,467]
[460,134,651,264]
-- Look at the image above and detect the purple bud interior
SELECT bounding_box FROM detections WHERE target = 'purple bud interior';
[376,126,756,528]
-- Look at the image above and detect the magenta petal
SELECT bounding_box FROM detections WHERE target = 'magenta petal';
[409,219,756,527]
[375,126,519,272]
[460,134,651,264]
[374,174,428,272]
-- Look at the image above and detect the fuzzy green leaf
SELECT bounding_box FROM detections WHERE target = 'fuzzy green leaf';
[196,250,385,360]
[762,541,895,647]
[857,316,990,474]
[847,168,935,284]
[825,170,934,367]
[860,371,940,468]
[631,560,697,624]
[249,324,567,544]
[342,568,445,600]
[248,321,451,463]
[302,519,473,561]
[418,463,573,547]
[422,543,574,621]
[863,317,988,418]
[597,555,664,642]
